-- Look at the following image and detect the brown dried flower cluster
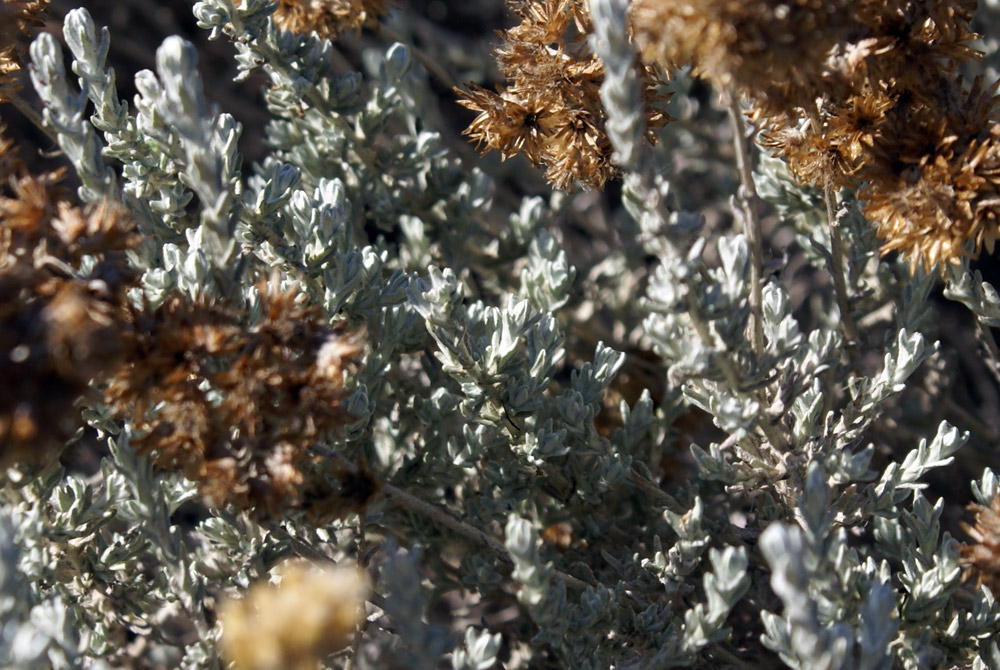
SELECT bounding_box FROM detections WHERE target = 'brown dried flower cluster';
[218,560,368,670]
[0,133,137,462]
[0,119,370,515]
[631,0,855,115]
[456,0,670,191]
[104,281,365,517]
[267,0,393,39]
[0,0,50,102]
[632,0,1000,272]
[960,494,1000,594]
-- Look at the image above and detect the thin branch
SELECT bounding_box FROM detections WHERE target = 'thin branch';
[726,92,765,356]
[824,184,860,358]
[942,395,999,444]
[629,466,761,544]
[381,481,659,609]
[628,467,685,512]
[345,510,369,670]
[976,321,1000,390]
[374,23,457,92]
[5,91,60,145]
[684,297,789,452]
[309,445,642,608]
[379,480,510,562]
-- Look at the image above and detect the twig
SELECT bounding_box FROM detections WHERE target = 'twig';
[345,510,369,670]
[824,184,860,359]
[628,467,685,512]
[309,445,637,607]
[6,91,60,145]
[629,466,761,544]
[380,480,510,557]
[942,395,1000,444]
[383,481,660,609]
[711,641,767,670]
[726,92,765,356]
[976,321,1000,390]
[374,23,457,92]
[685,297,789,452]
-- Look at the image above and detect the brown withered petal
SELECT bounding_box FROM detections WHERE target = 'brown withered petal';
[857,0,979,85]
[707,0,991,273]
[826,90,895,165]
[506,0,575,45]
[854,78,1000,272]
[760,121,856,190]
[0,172,64,242]
[542,108,615,191]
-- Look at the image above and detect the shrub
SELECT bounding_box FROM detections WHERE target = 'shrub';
[3,0,1000,668]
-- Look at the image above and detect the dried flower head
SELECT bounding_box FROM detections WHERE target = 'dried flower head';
[639,0,993,271]
[456,0,670,191]
[0,137,136,463]
[266,0,392,39]
[960,494,1000,594]
[104,280,365,516]
[759,87,895,190]
[855,0,979,86]
[0,0,50,102]
[858,78,1000,272]
[630,0,855,115]
[218,560,369,670]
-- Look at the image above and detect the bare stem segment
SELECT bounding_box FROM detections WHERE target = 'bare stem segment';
[824,184,860,356]
[726,94,765,356]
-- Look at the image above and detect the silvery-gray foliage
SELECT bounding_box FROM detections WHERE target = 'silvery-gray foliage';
[4,0,1000,668]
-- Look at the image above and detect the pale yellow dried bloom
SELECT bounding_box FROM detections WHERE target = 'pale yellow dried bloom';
[219,561,369,670]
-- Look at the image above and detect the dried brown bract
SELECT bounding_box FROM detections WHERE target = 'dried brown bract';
[104,281,365,517]
[0,134,137,463]
[960,494,1000,594]
[268,0,393,39]
[456,0,670,191]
